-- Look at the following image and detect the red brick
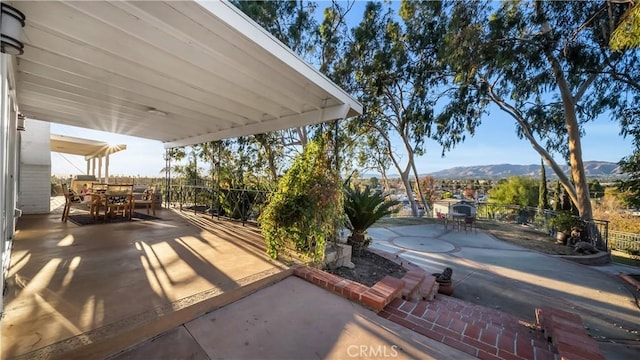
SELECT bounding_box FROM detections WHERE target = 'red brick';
[449,318,467,334]
[378,310,392,319]
[408,316,434,331]
[480,327,499,346]
[554,331,600,351]
[537,307,578,321]
[404,270,426,281]
[463,323,483,341]
[443,337,479,357]
[320,271,342,285]
[387,306,408,319]
[432,324,463,341]
[348,288,363,301]
[531,339,551,351]
[332,279,349,296]
[515,337,534,359]
[534,346,557,360]
[460,306,475,316]
[410,301,427,317]
[497,349,524,360]
[389,314,416,330]
[361,290,386,311]
[388,297,404,308]
[473,319,489,330]
[556,342,605,360]
[436,314,453,328]
[376,275,405,293]
[462,336,498,355]
[423,309,439,323]
[414,325,444,342]
[560,352,604,360]
[371,284,397,300]
[367,287,390,301]
[477,350,502,360]
[294,266,311,277]
[312,276,328,288]
[496,334,516,353]
[399,300,417,313]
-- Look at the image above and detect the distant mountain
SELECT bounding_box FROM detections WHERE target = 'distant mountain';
[425,161,623,179]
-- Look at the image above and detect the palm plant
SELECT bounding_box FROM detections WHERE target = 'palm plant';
[344,184,399,255]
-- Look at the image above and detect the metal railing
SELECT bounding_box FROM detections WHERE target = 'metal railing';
[167,184,271,225]
[608,230,640,251]
[475,203,609,250]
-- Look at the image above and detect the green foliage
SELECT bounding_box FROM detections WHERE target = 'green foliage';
[488,176,539,207]
[617,151,640,208]
[589,179,605,199]
[435,0,638,219]
[550,210,578,234]
[610,1,640,51]
[339,1,446,217]
[344,185,399,236]
[552,181,562,211]
[258,139,343,264]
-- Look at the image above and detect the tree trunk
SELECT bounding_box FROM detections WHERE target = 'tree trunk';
[411,160,431,215]
[545,49,594,220]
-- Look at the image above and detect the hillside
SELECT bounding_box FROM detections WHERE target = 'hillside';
[425,161,623,179]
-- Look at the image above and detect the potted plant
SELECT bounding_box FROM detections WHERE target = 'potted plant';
[551,210,577,245]
[344,184,399,256]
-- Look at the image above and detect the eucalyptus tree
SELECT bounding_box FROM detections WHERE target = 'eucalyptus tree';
[341,2,446,216]
[232,1,356,179]
[539,159,549,210]
[435,0,639,220]
[610,0,640,50]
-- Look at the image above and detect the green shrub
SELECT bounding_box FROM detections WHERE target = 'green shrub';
[258,139,343,264]
[344,184,399,254]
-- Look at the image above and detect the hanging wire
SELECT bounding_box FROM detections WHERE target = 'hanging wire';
[54,152,85,173]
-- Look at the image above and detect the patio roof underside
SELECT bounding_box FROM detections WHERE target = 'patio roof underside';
[50,134,126,160]
[13,0,362,149]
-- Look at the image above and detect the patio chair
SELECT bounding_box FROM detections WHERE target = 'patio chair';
[104,184,134,220]
[135,186,157,216]
[61,183,101,222]
[464,216,477,233]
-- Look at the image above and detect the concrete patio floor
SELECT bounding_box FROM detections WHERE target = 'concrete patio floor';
[2,205,289,359]
[109,276,474,360]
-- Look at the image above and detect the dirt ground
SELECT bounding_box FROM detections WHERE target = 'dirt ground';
[325,250,406,287]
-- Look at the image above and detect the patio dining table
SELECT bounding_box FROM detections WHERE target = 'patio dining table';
[447,211,467,231]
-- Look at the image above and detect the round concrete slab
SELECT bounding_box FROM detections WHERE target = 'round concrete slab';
[392,236,455,253]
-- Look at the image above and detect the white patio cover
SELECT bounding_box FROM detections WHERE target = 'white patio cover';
[13,0,362,148]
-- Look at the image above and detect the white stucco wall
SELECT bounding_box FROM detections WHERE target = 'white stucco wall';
[18,119,51,214]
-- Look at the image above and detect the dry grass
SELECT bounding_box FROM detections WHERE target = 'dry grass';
[473,219,577,255]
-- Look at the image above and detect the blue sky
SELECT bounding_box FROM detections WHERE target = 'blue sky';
[49,0,634,177]
[50,115,631,178]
